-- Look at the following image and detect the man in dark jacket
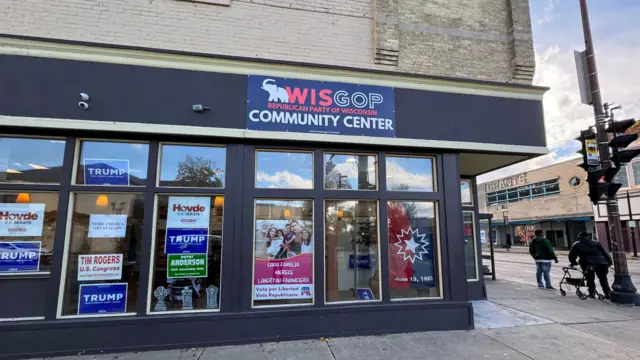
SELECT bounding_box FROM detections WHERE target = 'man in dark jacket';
[568,232,612,299]
[529,230,558,290]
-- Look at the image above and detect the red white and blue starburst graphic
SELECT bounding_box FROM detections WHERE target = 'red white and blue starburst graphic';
[394,227,430,264]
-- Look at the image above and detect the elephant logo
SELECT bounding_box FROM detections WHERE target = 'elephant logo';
[261,79,290,103]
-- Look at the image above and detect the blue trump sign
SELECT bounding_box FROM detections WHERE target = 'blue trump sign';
[356,288,375,301]
[78,283,128,315]
[84,159,130,185]
[349,255,372,270]
[247,76,395,137]
[165,228,208,254]
[0,241,41,273]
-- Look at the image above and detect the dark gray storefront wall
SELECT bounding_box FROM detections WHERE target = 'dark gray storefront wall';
[0,55,546,149]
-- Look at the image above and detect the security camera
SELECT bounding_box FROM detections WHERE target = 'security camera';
[192,104,211,113]
[80,93,90,101]
[78,101,90,110]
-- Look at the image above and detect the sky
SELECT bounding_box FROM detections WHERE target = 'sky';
[477,0,640,183]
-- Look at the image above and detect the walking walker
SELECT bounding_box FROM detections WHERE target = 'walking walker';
[559,266,606,301]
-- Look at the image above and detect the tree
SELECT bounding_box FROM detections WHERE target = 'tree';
[174,155,224,187]
[324,171,353,189]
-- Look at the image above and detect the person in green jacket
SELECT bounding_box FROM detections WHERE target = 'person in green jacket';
[529,230,558,290]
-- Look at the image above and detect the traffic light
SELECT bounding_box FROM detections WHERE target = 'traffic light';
[576,128,608,204]
[608,118,640,167]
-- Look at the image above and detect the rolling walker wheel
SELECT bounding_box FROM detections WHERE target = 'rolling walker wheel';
[598,294,605,301]
[576,290,588,300]
[560,289,566,296]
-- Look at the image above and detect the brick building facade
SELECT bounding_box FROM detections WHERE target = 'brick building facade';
[478,158,594,249]
[1,0,535,83]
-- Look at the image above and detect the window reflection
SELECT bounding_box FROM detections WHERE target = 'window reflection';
[0,192,58,274]
[386,156,434,192]
[0,137,65,184]
[159,145,226,188]
[461,180,472,206]
[463,211,477,280]
[150,195,223,312]
[61,193,144,316]
[253,199,313,307]
[76,141,149,186]
[256,151,313,189]
[325,200,379,302]
[388,201,440,299]
[324,153,377,190]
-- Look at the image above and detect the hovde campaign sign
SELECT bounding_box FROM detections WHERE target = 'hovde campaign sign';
[0,203,45,237]
[88,214,127,238]
[84,159,130,185]
[78,254,123,281]
[78,283,128,314]
[0,241,41,273]
[167,197,210,229]
[247,76,395,137]
[253,253,313,300]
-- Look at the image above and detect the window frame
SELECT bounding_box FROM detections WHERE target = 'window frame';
[251,198,315,308]
[56,191,145,319]
[72,138,151,187]
[0,134,67,185]
[387,200,444,301]
[460,179,473,206]
[145,192,225,315]
[462,210,479,282]
[385,154,437,193]
[323,151,379,191]
[323,198,383,305]
[254,149,315,190]
[156,141,227,189]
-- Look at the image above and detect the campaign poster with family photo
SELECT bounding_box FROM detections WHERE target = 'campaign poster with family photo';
[253,219,314,300]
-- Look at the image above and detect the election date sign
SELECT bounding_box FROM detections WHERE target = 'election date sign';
[247,76,395,137]
[0,203,45,237]
[165,228,208,254]
[167,253,207,278]
[78,254,123,281]
[78,283,128,315]
[88,214,127,238]
[0,241,41,273]
[84,159,130,185]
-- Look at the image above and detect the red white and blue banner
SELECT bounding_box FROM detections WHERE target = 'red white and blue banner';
[247,76,395,137]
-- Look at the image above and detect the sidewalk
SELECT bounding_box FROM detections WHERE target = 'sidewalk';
[484,245,640,259]
[37,280,640,360]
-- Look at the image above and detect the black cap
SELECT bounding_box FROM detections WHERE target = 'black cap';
[578,232,590,238]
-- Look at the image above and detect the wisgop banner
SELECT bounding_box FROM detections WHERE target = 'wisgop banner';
[247,76,395,137]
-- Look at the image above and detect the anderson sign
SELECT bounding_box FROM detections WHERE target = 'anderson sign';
[247,76,395,137]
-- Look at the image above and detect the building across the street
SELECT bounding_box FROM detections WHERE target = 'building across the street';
[0,0,546,358]
[478,157,594,249]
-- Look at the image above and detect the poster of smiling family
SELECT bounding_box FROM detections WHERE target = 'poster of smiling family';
[253,219,313,300]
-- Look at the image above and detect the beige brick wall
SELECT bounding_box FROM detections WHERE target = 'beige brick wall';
[478,158,593,222]
[0,0,535,84]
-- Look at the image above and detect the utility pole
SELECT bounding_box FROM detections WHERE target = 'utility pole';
[579,0,638,305]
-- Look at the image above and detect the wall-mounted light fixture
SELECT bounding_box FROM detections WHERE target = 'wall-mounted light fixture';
[96,194,109,207]
[16,193,31,203]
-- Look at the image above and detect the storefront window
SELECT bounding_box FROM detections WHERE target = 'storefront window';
[388,201,440,299]
[460,179,472,206]
[158,145,226,188]
[0,192,58,274]
[150,195,223,312]
[463,211,478,280]
[256,151,313,189]
[325,200,379,302]
[386,156,434,192]
[0,137,65,184]
[614,165,629,188]
[76,141,149,186]
[324,153,377,190]
[253,199,313,307]
[60,193,144,316]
